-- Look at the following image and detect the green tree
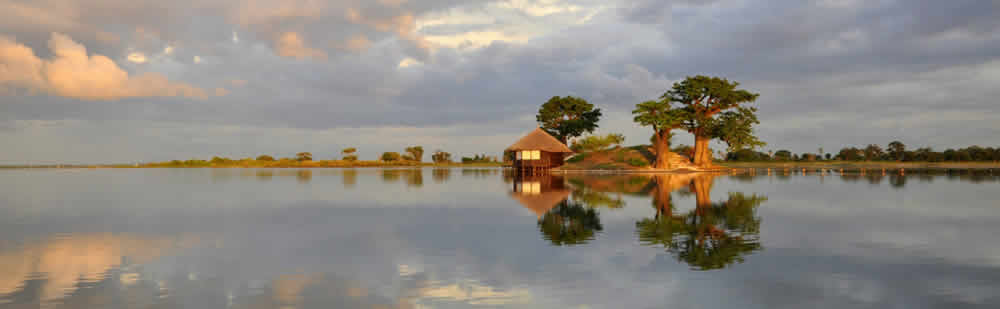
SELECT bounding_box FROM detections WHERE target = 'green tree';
[664,76,760,167]
[341,148,358,161]
[295,152,313,162]
[632,100,688,169]
[774,150,792,161]
[864,144,884,161]
[256,155,275,161]
[887,141,905,161]
[536,96,603,144]
[402,146,424,162]
[570,133,626,153]
[381,152,401,162]
[712,107,765,152]
[431,150,452,163]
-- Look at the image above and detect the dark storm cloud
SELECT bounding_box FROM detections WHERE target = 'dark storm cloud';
[1,0,999,162]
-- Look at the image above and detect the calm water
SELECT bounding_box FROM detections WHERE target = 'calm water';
[2,168,999,308]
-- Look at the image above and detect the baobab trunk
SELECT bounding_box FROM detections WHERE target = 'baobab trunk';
[691,174,714,208]
[653,175,674,218]
[653,130,672,169]
[693,136,713,168]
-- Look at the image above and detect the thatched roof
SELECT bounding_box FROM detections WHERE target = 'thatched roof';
[506,127,573,153]
[510,190,571,219]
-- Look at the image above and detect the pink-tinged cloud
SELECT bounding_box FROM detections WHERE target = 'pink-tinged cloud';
[275,31,328,60]
[0,33,220,101]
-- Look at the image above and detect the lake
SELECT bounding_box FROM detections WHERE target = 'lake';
[2,168,999,308]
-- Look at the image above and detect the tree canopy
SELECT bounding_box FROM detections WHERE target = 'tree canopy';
[632,100,689,168]
[295,152,313,162]
[403,146,424,162]
[663,76,760,167]
[536,96,602,144]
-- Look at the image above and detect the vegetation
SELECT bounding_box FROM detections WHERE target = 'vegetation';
[462,154,498,164]
[431,150,452,163]
[381,152,402,162]
[536,96,603,144]
[403,146,424,162]
[295,152,313,162]
[256,155,275,161]
[664,76,761,167]
[570,133,625,153]
[724,141,1000,163]
[342,148,358,161]
[633,100,687,169]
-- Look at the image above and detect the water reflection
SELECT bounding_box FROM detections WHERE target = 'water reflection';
[515,173,768,269]
[5,168,1000,308]
[432,168,451,183]
[0,233,199,306]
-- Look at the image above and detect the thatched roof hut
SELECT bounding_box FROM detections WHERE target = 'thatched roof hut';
[506,128,573,171]
[506,127,573,153]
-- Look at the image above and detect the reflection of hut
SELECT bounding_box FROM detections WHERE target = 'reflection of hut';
[509,175,570,218]
[505,128,574,173]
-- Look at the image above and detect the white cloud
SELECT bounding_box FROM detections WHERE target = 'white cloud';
[0,33,216,101]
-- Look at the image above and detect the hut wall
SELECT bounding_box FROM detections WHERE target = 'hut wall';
[513,151,566,169]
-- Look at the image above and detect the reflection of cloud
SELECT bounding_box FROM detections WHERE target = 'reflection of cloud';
[0,33,215,100]
[416,281,532,306]
[0,233,195,303]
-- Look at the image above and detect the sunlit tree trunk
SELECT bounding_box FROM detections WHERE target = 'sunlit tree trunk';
[653,130,672,169]
[693,135,713,168]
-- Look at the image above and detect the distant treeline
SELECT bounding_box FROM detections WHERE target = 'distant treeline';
[145,146,503,167]
[724,141,1000,162]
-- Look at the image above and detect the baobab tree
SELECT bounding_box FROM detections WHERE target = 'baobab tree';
[632,100,688,169]
[663,76,760,167]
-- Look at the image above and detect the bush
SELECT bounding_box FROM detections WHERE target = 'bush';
[256,155,275,161]
[626,158,648,167]
[381,152,402,162]
[343,155,358,162]
[566,154,587,163]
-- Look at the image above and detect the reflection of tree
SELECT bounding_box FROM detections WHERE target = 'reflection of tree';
[569,180,625,209]
[538,200,603,246]
[382,169,401,183]
[432,168,451,183]
[405,169,424,188]
[342,169,357,188]
[635,174,766,270]
[296,169,312,183]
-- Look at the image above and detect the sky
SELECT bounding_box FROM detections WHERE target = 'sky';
[1,0,998,164]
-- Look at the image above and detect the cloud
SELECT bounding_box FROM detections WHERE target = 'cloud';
[0,33,214,101]
[126,52,147,63]
[275,31,328,60]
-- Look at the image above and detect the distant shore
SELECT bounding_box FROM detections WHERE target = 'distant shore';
[721,161,1000,170]
[0,161,505,169]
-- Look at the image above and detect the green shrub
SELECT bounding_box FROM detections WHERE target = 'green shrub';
[594,163,618,170]
[627,158,649,167]
[567,154,587,163]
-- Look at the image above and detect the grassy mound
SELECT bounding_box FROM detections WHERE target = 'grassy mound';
[560,146,657,170]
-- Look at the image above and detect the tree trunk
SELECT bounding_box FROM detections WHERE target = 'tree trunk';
[691,174,714,208]
[653,130,672,169]
[653,175,673,219]
[693,136,713,168]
